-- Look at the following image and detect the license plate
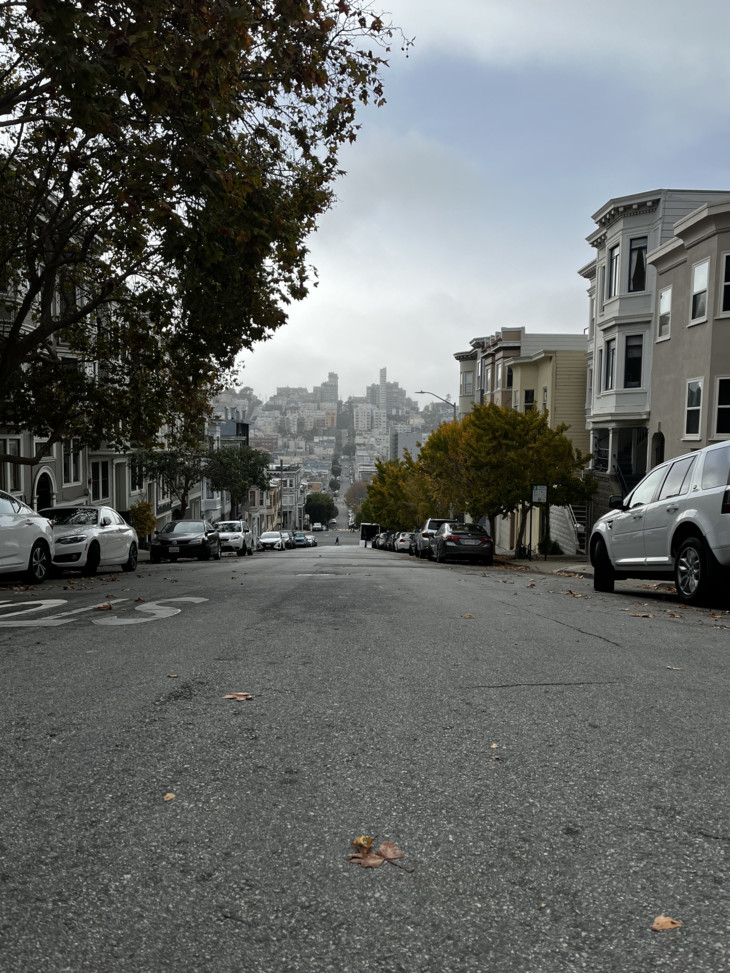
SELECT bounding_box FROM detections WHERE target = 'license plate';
[168,545,179,552]
[462,539,479,545]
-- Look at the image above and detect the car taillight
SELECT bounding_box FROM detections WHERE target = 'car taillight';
[479,537,492,543]
[722,488,730,513]
[422,532,429,538]
[444,534,457,541]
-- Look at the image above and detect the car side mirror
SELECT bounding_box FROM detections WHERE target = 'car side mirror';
[608,495,624,509]
[101,517,112,526]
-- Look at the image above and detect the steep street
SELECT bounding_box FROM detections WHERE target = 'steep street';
[1,541,727,972]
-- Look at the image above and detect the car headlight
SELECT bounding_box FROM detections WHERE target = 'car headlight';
[57,534,88,545]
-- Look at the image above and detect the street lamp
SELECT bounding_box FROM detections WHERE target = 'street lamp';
[415,390,457,421]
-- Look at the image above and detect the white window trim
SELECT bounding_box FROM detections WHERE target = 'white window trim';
[683,377,704,441]
[718,251,730,318]
[657,285,672,342]
[689,258,710,326]
[713,375,730,440]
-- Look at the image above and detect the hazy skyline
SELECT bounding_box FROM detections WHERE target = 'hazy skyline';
[238,0,730,403]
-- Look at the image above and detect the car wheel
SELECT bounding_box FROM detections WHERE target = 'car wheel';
[27,541,51,584]
[122,543,138,572]
[247,545,254,555]
[83,543,101,576]
[592,539,615,593]
[675,535,711,605]
[237,547,246,557]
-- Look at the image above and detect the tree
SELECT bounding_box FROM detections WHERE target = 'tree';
[133,447,207,519]
[0,2,410,466]
[305,493,335,525]
[331,464,342,479]
[344,480,368,513]
[329,477,340,492]
[204,446,270,517]
[365,455,442,529]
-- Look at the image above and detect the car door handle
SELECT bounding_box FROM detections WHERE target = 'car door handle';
[665,505,679,513]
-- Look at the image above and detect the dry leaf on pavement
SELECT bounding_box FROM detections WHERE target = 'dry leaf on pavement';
[223,693,253,701]
[651,914,681,931]
[163,792,175,802]
[463,614,476,618]
[347,837,414,872]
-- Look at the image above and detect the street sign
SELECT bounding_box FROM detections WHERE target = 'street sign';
[532,484,548,504]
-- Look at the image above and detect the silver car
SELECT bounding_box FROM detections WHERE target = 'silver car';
[0,490,54,583]
[215,520,254,556]
[589,440,730,604]
[41,505,138,575]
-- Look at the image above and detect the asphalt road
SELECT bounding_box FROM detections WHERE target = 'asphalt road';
[1,543,728,972]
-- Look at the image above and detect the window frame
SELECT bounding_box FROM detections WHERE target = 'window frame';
[657,285,672,341]
[628,236,648,293]
[91,460,110,502]
[719,252,730,316]
[684,378,703,440]
[604,338,616,391]
[623,334,643,389]
[714,376,730,438]
[607,245,620,299]
[62,438,82,486]
[0,437,22,492]
[690,258,710,324]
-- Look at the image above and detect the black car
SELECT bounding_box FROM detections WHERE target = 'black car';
[429,521,494,565]
[150,520,221,562]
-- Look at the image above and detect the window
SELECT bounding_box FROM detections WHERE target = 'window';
[604,339,616,390]
[658,456,696,500]
[513,390,519,409]
[130,456,144,491]
[484,366,491,393]
[586,367,593,404]
[701,445,730,490]
[542,387,548,410]
[505,365,513,389]
[628,237,647,292]
[460,370,474,396]
[0,438,21,491]
[599,265,606,311]
[623,335,643,388]
[721,254,730,314]
[658,286,671,339]
[691,259,709,322]
[63,438,81,485]
[608,245,620,298]
[496,363,502,389]
[524,389,535,411]
[91,460,110,501]
[597,349,603,392]
[716,378,730,435]
[627,465,668,508]
[685,379,703,437]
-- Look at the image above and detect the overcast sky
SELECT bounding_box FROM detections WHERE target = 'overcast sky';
[238,0,730,406]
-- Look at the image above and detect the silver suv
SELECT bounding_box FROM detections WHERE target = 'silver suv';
[589,441,730,604]
[413,518,449,559]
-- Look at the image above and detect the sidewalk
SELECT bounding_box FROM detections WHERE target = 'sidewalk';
[494,552,593,578]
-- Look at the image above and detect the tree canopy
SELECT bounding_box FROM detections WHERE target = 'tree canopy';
[305,492,335,525]
[0,1,409,463]
[204,445,270,516]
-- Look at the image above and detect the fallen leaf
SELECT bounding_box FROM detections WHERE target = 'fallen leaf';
[667,612,682,618]
[491,755,500,761]
[222,692,253,701]
[630,612,653,618]
[351,835,374,854]
[347,837,414,872]
[168,674,178,678]
[163,792,175,802]
[135,597,145,603]
[376,841,405,861]
[651,914,681,931]
[666,666,682,671]
[347,852,386,868]
[92,603,114,611]
[463,614,476,618]
[490,743,499,749]
[526,583,535,588]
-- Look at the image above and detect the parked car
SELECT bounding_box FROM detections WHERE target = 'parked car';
[312,522,323,531]
[40,504,138,575]
[293,532,309,547]
[429,521,494,565]
[305,533,317,547]
[0,490,54,583]
[394,531,414,553]
[215,520,254,556]
[150,520,221,562]
[590,440,730,604]
[259,530,287,551]
[414,518,449,558]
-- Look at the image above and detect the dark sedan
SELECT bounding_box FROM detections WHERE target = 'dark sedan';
[429,521,494,565]
[150,520,221,562]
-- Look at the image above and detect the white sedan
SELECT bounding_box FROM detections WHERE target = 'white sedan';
[40,505,138,575]
[0,489,54,583]
[259,531,287,551]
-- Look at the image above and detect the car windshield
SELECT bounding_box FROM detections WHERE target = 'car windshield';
[43,507,99,526]
[217,522,241,531]
[260,532,280,540]
[161,521,205,534]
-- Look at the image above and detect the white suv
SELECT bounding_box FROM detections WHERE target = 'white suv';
[0,490,54,583]
[589,441,730,604]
